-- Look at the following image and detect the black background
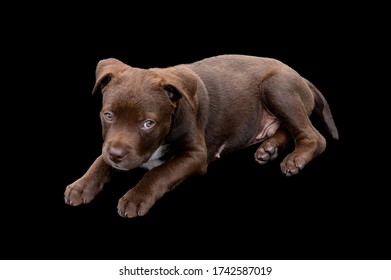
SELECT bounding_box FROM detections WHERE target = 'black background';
[2,6,388,260]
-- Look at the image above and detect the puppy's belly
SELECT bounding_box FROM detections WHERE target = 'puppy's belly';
[253,118,280,143]
[211,111,280,160]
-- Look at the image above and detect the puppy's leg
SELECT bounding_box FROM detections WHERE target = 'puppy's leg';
[64,155,112,205]
[117,149,207,218]
[261,74,326,176]
[254,127,291,164]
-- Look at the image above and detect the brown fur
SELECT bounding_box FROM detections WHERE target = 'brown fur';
[64,54,338,218]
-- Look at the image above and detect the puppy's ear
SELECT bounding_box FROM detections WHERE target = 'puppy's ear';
[157,66,199,106]
[92,58,127,95]
[163,84,182,103]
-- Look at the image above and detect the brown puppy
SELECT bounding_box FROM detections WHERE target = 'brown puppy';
[64,55,339,218]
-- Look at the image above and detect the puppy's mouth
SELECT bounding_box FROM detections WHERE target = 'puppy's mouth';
[110,163,131,171]
[103,143,170,171]
[105,145,170,171]
[102,147,147,171]
[105,156,147,171]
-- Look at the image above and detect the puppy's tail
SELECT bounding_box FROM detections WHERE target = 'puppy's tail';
[306,79,339,140]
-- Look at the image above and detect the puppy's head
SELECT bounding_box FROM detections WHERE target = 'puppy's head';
[92,58,196,171]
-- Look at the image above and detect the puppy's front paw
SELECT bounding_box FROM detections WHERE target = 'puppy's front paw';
[64,178,104,206]
[117,188,156,218]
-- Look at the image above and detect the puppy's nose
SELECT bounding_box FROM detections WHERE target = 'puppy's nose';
[108,146,128,163]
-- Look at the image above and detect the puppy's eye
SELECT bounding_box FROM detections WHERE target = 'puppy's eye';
[141,120,155,129]
[103,112,113,122]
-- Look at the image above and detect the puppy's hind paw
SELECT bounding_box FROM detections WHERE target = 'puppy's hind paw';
[280,153,306,176]
[254,145,278,165]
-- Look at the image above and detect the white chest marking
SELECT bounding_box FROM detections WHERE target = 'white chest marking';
[140,145,169,170]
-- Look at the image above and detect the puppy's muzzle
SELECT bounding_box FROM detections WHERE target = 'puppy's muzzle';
[104,144,145,171]
[108,146,128,164]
